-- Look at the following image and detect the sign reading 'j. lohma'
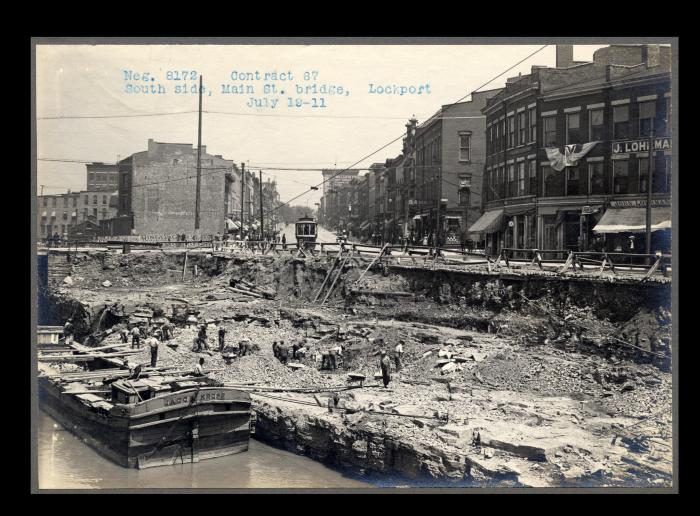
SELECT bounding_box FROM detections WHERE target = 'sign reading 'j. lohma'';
[612,137,671,154]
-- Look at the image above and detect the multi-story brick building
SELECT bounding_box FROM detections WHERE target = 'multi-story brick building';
[410,90,501,245]
[117,139,238,236]
[474,44,672,256]
[38,190,118,240]
[86,162,119,191]
[319,169,361,229]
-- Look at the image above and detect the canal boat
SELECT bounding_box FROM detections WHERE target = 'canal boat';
[37,331,252,469]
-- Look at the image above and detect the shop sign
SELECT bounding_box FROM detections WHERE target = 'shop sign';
[609,199,671,208]
[612,137,671,154]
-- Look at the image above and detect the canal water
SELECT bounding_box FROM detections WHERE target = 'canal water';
[37,411,370,489]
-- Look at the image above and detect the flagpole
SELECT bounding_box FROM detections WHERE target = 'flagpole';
[645,127,654,263]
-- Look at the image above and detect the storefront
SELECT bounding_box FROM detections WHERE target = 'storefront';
[593,201,672,254]
[469,209,504,256]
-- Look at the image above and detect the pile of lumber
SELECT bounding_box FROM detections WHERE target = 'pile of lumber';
[229,277,277,300]
[37,342,140,363]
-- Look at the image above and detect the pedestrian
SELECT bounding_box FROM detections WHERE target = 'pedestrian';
[146,332,160,368]
[131,325,141,349]
[218,326,226,352]
[380,350,392,388]
[126,360,142,380]
[272,341,280,359]
[214,232,222,251]
[119,327,129,344]
[282,233,287,250]
[292,341,301,360]
[394,340,404,371]
[194,357,205,376]
[63,318,75,345]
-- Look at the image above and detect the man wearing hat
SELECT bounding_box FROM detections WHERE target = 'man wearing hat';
[146,331,160,368]
[379,350,392,388]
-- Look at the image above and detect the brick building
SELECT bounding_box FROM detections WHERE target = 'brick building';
[473,44,672,256]
[38,190,118,240]
[319,169,361,229]
[86,162,119,191]
[117,139,238,236]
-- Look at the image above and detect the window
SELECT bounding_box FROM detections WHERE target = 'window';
[83,208,88,218]
[613,160,630,194]
[566,113,581,144]
[89,173,95,182]
[543,116,557,146]
[666,156,672,193]
[543,166,564,197]
[459,188,470,206]
[639,101,656,137]
[529,107,537,142]
[501,120,507,148]
[42,197,47,206]
[507,116,515,148]
[93,208,98,218]
[62,212,67,221]
[529,160,537,195]
[589,162,606,194]
[61,225,65,234]
[589,109,604,141]
[102,208,107,219]
[639,158,649,193]
[518,112,526,145]
[567,166,584,196]
[508,164,516,197]
[494,124,499,152]
[84,195,88,205]
[459,133,471,162]
[93,195,98,205]
[613,105,630,140]
[52,198,57,207]
[72,197,77,207]
[102,195,107,204]
[518,162,526,196]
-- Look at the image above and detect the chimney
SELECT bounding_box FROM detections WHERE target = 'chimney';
[644,44,661,68]
[556,45,574,68]
[147,138,156,155]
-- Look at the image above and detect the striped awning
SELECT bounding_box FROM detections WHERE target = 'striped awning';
[593,207,672,234]
[469,209,504,233]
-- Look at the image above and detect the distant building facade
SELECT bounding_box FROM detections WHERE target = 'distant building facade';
[38,190,118,239]
[117,139,238,236]
[86,162,119,191]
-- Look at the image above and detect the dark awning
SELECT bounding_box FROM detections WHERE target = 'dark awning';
[469,209,504,233]
[593,207,671,234]
[504,205,534,216]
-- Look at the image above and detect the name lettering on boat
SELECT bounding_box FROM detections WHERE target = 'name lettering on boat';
[164,391,225,407]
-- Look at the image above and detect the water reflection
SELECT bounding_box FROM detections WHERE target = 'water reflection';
[37,411,369,489]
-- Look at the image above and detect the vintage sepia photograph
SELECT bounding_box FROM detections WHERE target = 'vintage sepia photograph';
[31,38,677,492]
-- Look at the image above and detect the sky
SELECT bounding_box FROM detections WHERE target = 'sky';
[35,43,609,207]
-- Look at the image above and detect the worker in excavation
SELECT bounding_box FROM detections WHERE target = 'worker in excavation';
[380,350,392,388]
[277,342,290,364]
[119,327,129,344]
[194,357,205,376]
[394,340,404,372]
[196,324,209,351]
[130,325,141,349]
[146,332,160,368]
[218,326,227,352]
[63,318,75,345]
[239,338,251,357]
[329,344,343,370]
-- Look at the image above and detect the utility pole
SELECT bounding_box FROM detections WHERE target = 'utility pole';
[194,75,203,232]
[435,166,442,253]
[240,163,245,236]
[259,170,264,240]
[645,125,655,262]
